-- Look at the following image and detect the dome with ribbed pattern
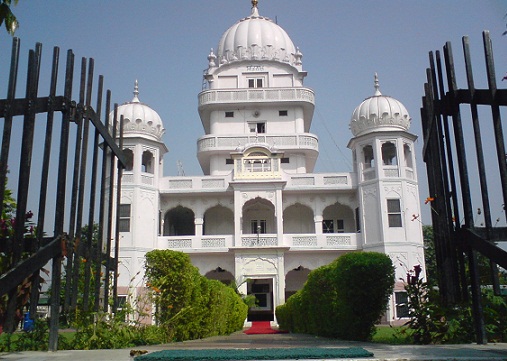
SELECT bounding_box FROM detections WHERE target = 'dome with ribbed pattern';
[113,81,165,141]
[349,74,411,137]
[215,2,300,67]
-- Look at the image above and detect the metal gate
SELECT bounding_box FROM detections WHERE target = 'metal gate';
[0,38,125,350]
[421,31,507,344]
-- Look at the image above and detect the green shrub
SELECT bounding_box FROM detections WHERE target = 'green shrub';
[331,252,395,340]
[145,250,247,341]
[276,252,395,341]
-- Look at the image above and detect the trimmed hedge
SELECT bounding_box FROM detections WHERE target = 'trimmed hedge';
[276,252,394,341]
[145,250,247,341]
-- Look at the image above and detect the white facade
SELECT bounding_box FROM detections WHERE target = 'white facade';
[112,2,425,325]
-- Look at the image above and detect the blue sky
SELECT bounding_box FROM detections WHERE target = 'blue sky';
[1,0,507,226]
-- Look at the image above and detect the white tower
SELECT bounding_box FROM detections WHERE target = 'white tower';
[348,74,425,322]
[113,81,168,301]
[196,0,316,322]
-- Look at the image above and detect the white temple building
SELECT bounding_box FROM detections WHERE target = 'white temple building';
[113,1,425,325]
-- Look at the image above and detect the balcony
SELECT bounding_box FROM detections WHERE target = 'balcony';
[157,233,361,252]
[159,175,232,193]
[198,87,315,134]
[199,87,315,108]
[285,173,355,189]
[197,133,318,153]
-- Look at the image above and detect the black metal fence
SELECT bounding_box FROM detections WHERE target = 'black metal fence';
[421,31,507,344]
[0,38,125,350]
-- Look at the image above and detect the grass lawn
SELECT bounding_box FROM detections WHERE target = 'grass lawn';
[372,325,412,344]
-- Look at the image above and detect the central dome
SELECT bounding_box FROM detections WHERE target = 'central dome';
[216,1,299,66]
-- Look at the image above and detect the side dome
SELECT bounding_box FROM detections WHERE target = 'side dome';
[112,81,165,141]
[215,1,301,67]
[349,74,411,137]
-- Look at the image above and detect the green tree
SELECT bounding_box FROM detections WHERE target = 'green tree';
[0,0,18,35]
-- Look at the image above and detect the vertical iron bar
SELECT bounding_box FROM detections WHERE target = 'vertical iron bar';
[112,114,124,313]
[103,104,117,312]
[64,57,86,314]
[70,58,93,311]
[463,36,500,295]
[49,48,74,351]
[83,74,103,311]
[5,43,42,334]
[29,46,60,318]
[0,37,20,225]
[94,90,111,312]
[435,50,466,302]
[444,40,486,345]
[482,31,507,223]
[0,39,20,332]
[443,42,474,227]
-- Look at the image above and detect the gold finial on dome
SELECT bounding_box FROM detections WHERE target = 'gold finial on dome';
[250,0,259,16]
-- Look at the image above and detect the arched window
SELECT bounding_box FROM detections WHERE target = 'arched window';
[404,143,413,168]
[363,145,374,168]
[382,141,397,166]
[123,148,133,171]
[163,206,195,236]
[142,150,154,173]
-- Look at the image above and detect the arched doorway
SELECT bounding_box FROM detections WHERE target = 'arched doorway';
[203,205,234,235]
[247,278,274,321]
[285,266,311,300]
[205,267,234,285]
[163,206,195,236]
[242,197,276,235]
[283,203,314,233]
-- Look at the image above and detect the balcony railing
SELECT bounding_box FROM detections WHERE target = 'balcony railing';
[159,175,232,192]
[198,87,315,107]
[285,173,355,189]
[158,233,361,251]
[197,133,318,153]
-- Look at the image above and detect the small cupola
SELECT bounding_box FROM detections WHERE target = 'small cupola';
[349,74,411,137]
[113,80,166,141]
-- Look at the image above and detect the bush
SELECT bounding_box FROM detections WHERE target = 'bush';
[276,252,395,341]
[145,250,247,341]
[331,252,395,340]
[403,265,507,344]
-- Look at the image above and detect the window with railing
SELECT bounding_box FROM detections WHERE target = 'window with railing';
[233,148,282,179]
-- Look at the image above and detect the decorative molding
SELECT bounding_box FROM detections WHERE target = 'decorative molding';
[326,235,351,246]
[167,239,192,248]
[293,236,317,246]
[202,238,226,248]
[241,236,277,247]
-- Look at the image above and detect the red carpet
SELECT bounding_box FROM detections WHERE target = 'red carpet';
[243,321,287,335]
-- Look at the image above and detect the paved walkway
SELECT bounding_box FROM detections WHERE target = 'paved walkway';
[1,330,507,360]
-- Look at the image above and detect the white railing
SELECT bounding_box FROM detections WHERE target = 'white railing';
[159,175,231,192]
[198,87,315,107]
[285,173,353,188]
[284,233,360,249]
[159,235,233,249]
[241,235,278,247]
[159,233,360,251]
[197,133,318,153]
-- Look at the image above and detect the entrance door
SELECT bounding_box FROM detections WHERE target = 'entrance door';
[247,278,274,321]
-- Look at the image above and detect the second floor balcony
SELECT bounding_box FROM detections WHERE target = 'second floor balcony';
[198,87,315,133]
[158,233,360,252]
